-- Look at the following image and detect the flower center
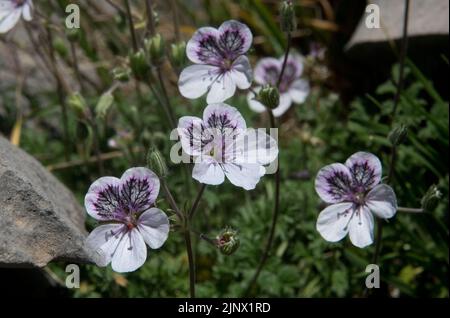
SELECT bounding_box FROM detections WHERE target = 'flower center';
[222,59,233,71]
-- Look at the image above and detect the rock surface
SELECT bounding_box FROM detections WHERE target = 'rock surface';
[346,0,449,51]
[0,135,96,267]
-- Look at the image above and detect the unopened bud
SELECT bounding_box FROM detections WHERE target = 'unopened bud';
[144,34,165,65]
[67,92,88,118]
[388,124,408,146]
[216,227,240,256]
[280,0,297,32]
[170,41,187,69]
[421,185,442,213]
[256,85,280,109]
[147,147,168,178]
[96,92,114,119]
[112,66,131,82]
[129,49,150,80]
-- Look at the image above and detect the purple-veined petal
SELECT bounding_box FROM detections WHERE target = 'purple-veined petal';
[203,103,246,132]
[348,206,374,248]
[279,53,304,80]
[345,152,382,192]
[272,93,293,117]
[111,229,147,273]
[230,55,252,89]
[289,79,310,104]
[223,162,265,190]
[137,208,170,249]
[186,26,221,65]
[84,176,123,221]
[234,128,278,166]
[217,20,252,59]
[177,116,210,156]
[366,184,398,219]
[85,223,126,267]
[206,71,236,103]
[315,163,353,204]
[178,64,221,100]
[254,57,280,85]
[316,202,354,242]
[0,7,21,33]
[192,155,225,185]
[22,1,32,21]
[119,167,160,213]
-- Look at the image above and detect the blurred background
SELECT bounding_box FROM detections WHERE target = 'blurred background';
[0,0,448,297]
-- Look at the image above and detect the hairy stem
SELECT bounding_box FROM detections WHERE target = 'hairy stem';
[189,184,207,220]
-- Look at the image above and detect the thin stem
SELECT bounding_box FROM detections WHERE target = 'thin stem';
[276,32,292,87]
[145,0,156,36]
[189,184,207,220]
[160,179,183,221]
[398,207,424,213]
[123,0,138,52]
[170,0,181,41]
[69,41,84,92]
[156,69,177,127]
[184,227,196,298]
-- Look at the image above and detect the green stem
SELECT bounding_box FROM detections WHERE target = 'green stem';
[123,0,138,52]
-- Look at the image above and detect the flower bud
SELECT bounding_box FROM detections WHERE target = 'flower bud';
[216,227,240,256]
[280,0,297,32]
[170,41,187,69]
[96,92,114,119]
[147,147,168,178]
[67,92,88,118]
[256,85,280,109]
[112,66,131,82]
[144,34,165,65]
[129,49,150,80]
[388,124,408,146]
[421,185,442,213]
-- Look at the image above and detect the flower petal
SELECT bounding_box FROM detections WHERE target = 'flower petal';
[230,55,252,89]
[316,202,354,242]
[272,93,293,117]
[348,206,374,248]
[0,7,21,33]
[186,26,221,64]
[119,167,160,213]
[203,103,246,132]
[223,162,265,190]
[137,208,169,249]
[111,229,147,273]
[254,57,280,85]
[289,79,310,104]
[178,64,220,100]
[85,223,126,267]
[177,116,209,156]
[192,155,225,185]
[366,184,398,219]
[206,72,236,103]
[218,20,252,59]
[22,1,32,21]
[315,163,353,204]
[247,88,266,113]
[84,176,122,221]
[234,128,278,166]
[345,152,382,191]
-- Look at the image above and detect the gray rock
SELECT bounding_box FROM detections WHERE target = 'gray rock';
[346,0,449,51]
[0,135,96,267]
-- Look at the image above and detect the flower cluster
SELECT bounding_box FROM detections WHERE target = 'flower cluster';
[0,0,32,33]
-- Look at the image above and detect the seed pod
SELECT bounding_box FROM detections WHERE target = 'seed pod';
[216,227,240,256]
[280,0,297,32]
[147,147,168,178]
[257,85,280,109]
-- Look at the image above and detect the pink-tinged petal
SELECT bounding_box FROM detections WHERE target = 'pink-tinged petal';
[84,176,122,221]
[178,64,221,100]
[206,72,236,103]
[272,93,293,117]
[223,162,265,190]
[192,155,225,185]
[120,167,160,212]
[186,26,221,64]
[177,116,208,156]
[22,1,32,21]
[234,128,278,166]
[203,103,247,132]
[85,223,126,267]
[345,152,382,192]
[316,202,354,242]
[348,206,374,248]
[137,208,169,249]
[218,20,253,58]
[279,53,304,79]
[289,79,310,104]
[315,163,353,203]
[0,7,21,33]
[254,57,280,85]
[230,55,252,89]
[247,88,266,113]
[366,184,398,219]
[111,229,147,273]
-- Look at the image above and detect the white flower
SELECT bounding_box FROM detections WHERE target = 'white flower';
[247,53,310,117]
[85,167,170,273]
[177,103,278,190]
[0,0,33,34]
[314,152,398,248]
[178,20,253,103]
